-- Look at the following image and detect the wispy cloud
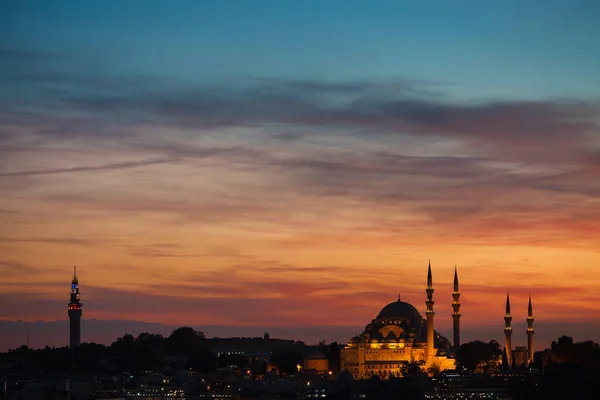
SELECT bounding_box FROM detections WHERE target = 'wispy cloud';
[0,259,35,272]
[0,236,101,245]
[0,157,177,177]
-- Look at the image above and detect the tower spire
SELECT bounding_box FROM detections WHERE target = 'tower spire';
[452,265,461,349]
[68,267,83,348]
[504,292,513,367]
[526,295,535,367]
[425,261,435,366]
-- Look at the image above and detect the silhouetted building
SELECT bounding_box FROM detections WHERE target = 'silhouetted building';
[68,266,83,348]
[304,351,329,373]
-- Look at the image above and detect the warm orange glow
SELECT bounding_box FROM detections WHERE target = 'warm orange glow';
[1,119,600,350]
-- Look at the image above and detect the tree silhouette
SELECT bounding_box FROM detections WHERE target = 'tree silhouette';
[111,334,135,371]
[167,327,214,372]
[456,340,499,372]
[133,333,164,371]
[426,363,441,376]
[315,341,341,372]
[328,342,341,372]
[401,361,425,377]
[271,351,303,374]
[488,340,502,358]
[103,328,215,373]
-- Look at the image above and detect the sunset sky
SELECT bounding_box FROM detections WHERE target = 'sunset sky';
[1,1,600,350]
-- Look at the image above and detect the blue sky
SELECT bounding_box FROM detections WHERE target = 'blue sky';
[3,0,599,99]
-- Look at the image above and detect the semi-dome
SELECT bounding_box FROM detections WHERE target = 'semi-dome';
[382,331,397,343]
[349,335,360,344]
[369,331,383,342]
[377,299,421,320]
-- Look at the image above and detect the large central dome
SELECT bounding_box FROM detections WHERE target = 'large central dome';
[377,299,421,320]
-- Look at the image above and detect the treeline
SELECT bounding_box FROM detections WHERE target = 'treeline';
[452,336,600,400]
[2,328,341,377]
[549,335,600,365]
[454,335,600,373]
[2,327,215,375]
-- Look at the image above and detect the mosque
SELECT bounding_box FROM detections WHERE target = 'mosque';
[340,262,459,378]
[340,262,537,378]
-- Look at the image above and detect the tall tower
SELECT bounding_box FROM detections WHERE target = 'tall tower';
[526,295,535,367]
[68,266,83,348]
[452,266,461,349]
[504,292,512,367]
[425,261,435,364]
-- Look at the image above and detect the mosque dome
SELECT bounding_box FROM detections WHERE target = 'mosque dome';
[377,299,421,320]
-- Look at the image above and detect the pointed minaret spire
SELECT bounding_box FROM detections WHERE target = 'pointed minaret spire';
[425,261,435,366]
[397,293,401,302]
[504,292,513,367]
[452,265,461,349]
[453,265,459,292]
[528,295,533,317]
[427,260,433,288]
[526,295,535,367]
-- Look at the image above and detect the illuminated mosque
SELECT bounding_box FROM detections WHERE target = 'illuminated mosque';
[340,262,459,378]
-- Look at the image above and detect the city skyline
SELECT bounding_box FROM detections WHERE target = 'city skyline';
[2,1,600,351]
[0,265,591,352]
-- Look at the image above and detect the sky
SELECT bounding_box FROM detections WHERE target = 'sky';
[1,1,600,351]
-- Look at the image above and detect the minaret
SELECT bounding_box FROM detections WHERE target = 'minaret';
[526,295,535,367]
[452,266,461,349]
[504,292,513,367]
[425,261,435,364]
[67,266,83,348]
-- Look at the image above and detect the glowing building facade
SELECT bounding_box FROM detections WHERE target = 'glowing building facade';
[340,262,457,379]
[503,293,535,368]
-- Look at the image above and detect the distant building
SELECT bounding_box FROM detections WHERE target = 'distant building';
[303,351,329,373]
[207,336,296,361]
[67,266,83,348]
[340,262,457,379]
